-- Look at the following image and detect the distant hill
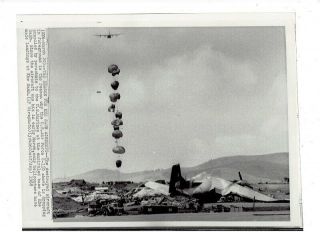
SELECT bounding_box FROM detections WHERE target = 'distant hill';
[53,152,289,184]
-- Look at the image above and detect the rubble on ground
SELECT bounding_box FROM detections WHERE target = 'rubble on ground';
[52,179,288,218]
[53,180,202,217]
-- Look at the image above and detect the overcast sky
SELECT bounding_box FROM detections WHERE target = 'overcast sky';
[49,27,288,178]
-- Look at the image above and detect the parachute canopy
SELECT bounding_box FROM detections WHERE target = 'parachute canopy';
[115,111,122,119]
[108,64,120,76]
[108,104,115,112]
[109,93,120,102]
[111,119,123,126]
[111,81,119,90]
[112,130,123,139]
[112,145,125,154]
[107,63,124,169]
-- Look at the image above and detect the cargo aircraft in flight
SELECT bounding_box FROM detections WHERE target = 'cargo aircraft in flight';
[95,29,121,39]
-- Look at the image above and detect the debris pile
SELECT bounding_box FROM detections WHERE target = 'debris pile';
[52,180,201,218]
[86,194,201,216]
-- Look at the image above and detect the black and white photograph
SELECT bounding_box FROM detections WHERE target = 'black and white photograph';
[16,13,302,230]
[50,26,291,221]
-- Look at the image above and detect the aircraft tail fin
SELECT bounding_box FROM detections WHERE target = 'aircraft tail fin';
[169,164,186,194]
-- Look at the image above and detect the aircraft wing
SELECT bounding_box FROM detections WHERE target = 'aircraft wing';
[132,181,169,198]
[94,34,108,37]
[221,182,277,202]
[144,181,170,196]
[191,177,231,195]
[191,176,278,202]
